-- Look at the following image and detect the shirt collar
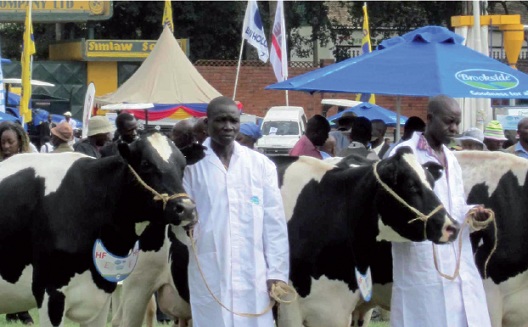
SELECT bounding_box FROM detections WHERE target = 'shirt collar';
[514,141,528,154]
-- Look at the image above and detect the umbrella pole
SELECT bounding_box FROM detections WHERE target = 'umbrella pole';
[396,96,401,141]
[285,90,289,106]
[145,109,149,128]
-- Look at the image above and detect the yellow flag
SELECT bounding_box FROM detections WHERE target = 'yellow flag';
[21,1,36,124]
[356,3,376,104]
[162,0,174,32]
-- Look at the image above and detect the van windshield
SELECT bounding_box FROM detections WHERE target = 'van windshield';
[261,121,300,136]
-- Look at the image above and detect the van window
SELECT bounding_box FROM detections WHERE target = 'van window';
[262,121,300,136]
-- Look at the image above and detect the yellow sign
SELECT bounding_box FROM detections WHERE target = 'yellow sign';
[85,39,189,60]
[0,1,112,22]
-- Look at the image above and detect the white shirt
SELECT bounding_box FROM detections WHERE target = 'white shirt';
[183,138,289,327]
[389,132,491,327]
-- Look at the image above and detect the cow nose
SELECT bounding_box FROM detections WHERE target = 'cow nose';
[440,217,460,243]
[175,198,197,225]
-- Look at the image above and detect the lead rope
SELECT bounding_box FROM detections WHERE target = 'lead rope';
[128,164,190,209]
[372,162,497,280]
[189,227,298,318]
[432,209,496,281]
[372,161,444,240]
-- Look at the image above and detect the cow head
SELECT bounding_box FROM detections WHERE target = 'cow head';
[118,132,196,227]
[374,147,459,244]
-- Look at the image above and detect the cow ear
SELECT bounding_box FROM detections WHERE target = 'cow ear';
[394,146,413,157]
[118,142,131,161]
[423,161,443,181]
[180,143,206,165]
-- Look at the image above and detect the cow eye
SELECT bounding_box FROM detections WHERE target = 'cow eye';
[141,160,151,169]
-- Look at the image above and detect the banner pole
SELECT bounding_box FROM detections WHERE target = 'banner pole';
[233,40,245,100]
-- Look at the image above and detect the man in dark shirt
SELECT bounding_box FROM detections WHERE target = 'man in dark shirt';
[100,113,139,157]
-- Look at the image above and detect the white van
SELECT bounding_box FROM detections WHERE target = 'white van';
[256,106,307,156]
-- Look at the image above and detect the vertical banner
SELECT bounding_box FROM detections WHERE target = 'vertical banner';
[270,0,287,82]
[356,3,376,104]
[162,0,174,33]
[242,0,269,62]
[82,82,96,138]
[21,0,36,124]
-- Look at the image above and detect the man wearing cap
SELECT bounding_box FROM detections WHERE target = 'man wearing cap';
[60,111,76,130]
[50,122,74,153]
[74,116,114,158]
[236,122,262,150]
[456,127,486,151]
[483,120,508,151]
[505,117,528,158]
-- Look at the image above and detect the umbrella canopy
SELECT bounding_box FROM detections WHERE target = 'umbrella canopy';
[327,102,408,126]
[266,26,528,99]
[0,111,18,122]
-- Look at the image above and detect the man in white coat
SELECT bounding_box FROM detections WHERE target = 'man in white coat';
[389,95,492,327]
[183,96,289,327]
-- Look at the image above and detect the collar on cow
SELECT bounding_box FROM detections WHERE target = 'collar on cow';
[372,161,444,240]
[127,164,189,210]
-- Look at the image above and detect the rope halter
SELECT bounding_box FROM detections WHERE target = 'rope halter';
[372,161,445,241]
[128,164,190,210]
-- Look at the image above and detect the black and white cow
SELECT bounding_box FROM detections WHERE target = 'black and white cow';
[349,151,528,327]
[457,151,528,327]
[274,147,459,327]
[0,132,196,327]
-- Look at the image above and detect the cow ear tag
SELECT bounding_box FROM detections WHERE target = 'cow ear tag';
[355,267,372,302]
[93,239,140,283]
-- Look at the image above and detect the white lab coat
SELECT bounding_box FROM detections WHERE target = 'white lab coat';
[389,133,491,327]
[183,138,289,327]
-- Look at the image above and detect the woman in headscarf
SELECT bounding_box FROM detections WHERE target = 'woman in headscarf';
[236,122,263,150]
[0,122,34,324]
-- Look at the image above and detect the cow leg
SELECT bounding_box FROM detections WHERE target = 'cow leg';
[276,300,304,327]
[157,283,191,322]
[38,290,66,327]
[79,297,111,327]
[112,227,172,327]
[145,295,156,327]
[483,279,503,327]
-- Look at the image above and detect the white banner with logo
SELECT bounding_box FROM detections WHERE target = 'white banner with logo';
[82,82,96,138]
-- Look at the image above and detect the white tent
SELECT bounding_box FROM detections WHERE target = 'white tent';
[96,26,222,105]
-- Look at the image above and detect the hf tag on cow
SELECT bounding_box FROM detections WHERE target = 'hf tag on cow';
[93,239,140,282]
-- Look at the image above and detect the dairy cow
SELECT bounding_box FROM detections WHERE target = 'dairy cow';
[0,132,196,327]
[351,151,528,327]
[457,151,528,327]
[275,148,459,327]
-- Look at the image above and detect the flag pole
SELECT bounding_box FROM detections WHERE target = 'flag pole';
[233,39,245,100]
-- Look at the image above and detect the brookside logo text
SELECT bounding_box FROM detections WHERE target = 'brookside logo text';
[455,69,519,90]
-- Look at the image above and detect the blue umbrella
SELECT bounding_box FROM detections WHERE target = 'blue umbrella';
[266,26,528,99]
[327,102,408,126]
[0,111,18,122]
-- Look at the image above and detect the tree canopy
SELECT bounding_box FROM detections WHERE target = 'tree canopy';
[0,1,523,62]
